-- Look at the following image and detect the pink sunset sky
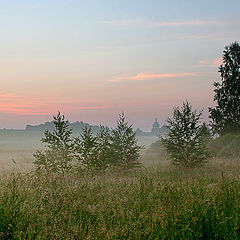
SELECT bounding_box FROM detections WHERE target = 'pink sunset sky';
[0,1,239,130]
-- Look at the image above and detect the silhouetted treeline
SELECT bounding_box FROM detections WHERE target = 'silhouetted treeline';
[25,121,100,134]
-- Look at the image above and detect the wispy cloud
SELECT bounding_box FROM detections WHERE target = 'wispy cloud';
[196,57,223,67]
[109,72,199,82]
[105,19,223,28]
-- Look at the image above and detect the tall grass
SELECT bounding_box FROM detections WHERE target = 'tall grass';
[1,158,240,239]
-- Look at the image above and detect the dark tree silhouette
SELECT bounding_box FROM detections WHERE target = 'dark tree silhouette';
[209,41,240,135]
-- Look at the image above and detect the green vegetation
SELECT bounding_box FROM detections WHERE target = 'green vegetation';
[33,112,75,174]
[74,125,111,172]
[1,159,240,239]
[161,101,210,167]
[34,112,142,173]
[209,41,240,135]
[109,113,142,170]
[208,133,240,158]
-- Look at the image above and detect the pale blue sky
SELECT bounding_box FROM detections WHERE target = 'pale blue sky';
[0,1,239,130]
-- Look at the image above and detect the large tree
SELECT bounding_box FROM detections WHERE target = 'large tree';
[209,41,240,135]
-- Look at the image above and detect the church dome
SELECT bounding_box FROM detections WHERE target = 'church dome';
[153,118,159,128]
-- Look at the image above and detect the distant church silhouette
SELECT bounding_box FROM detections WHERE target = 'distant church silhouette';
[135,117,163,136]
[151,118,161,136]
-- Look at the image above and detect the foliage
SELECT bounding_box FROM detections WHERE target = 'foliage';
[208,133,240,158]
[74,126,98,171]
[74,118,141,172]
[95,126,112,170]
[200,122,212,143]
[2,162,240,239]
[209,41,240,135]
[34,112,141,173]
[109,113,142,169]
[33,112,75,174]
[161,101,209,167]
[74,126,110,172]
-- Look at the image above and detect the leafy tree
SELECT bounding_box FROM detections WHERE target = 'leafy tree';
[209,41,240,135]
[95,126,111,170]
[161,101,209,167]
[74,126,99,171]
[109,113,142,169]
[74,126,111,172]
[33,112,74,174]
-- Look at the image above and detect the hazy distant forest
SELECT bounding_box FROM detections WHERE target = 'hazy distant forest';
[0,41,240,239]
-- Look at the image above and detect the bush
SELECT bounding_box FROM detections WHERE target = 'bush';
[161,101,210,167]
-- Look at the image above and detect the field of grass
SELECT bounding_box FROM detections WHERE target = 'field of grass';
[1,132,240,239]
[1,157,240,239]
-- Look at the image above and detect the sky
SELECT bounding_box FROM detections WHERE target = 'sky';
[0,0,240,130]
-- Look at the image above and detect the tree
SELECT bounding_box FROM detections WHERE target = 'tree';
[95,126,111,170]
[33,112,142,173]
[109,113,142,169]
[161,101,209,167]
[33,112,74,174]
[74,126,100,171]
[209,41,240,135]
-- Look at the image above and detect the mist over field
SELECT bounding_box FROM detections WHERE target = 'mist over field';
[0,128,158,170]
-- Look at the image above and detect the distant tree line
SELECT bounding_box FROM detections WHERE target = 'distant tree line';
[26,120,100,134]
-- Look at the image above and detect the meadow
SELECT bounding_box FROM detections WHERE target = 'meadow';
[1,131,240,239]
